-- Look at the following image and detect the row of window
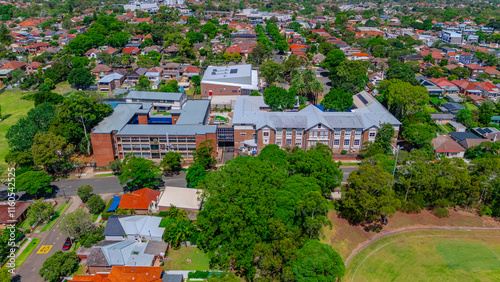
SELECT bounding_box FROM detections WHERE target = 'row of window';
[263,129,372,138]
[120,144,197,151]
[118,137,197,143]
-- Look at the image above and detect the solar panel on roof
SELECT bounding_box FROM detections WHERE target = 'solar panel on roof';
[358,95,369,105]
[230,69,238,74]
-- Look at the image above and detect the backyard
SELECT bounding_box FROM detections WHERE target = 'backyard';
[344,230,500,282]
[163,247,210,271]
[0,90,34,177]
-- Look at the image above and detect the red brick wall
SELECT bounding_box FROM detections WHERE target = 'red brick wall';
[234,128,256,148]
[201,83,241,97]
[195,133,218,158]
[91,133,116,167]
[138,114,148,125]
[171,114,179,125]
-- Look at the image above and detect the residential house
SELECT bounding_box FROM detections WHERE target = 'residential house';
[25,42,51,55]
[465,64,486,78]
[91,64,113,80]
[164,44,179,57]
[122,47,141,56]
[429,77,460,94]
[484,66,500,78]
[183,66,201,78]
[142,45,163,55]
[117,188,160,215]
[474,81,500,101]
[0,61,26,71]
[451,79,483,97]
[400,54,423,63]
[85,48,101,59]
[145,67,164,83]
[348,52,370,61]
[431,113,454,125]
[71,266,164,282]
[368,72,384,86]
[85,240,167,274]
[157,186,202,216]
[103,215,165,241]
[26,61,43,74]
[162,62,180,79]
[440,102,465,115]
[125,67,148,86]
[311,53,325,65]
[448,121,467,132]
[449,132,484,149]
[97,72,125,92]
[432,135,466,158]
[0,202,30,229]
[471,127,500,138]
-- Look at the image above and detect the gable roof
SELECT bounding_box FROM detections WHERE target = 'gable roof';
[118,188,160,210]
[432,135,466,153]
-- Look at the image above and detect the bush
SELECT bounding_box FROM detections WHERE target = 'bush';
[77,185,93,203]
[86,195,106,214]
[188,271,210,279]
[341,150,348,155]
[477,205,492,217]
[400,201,422,214]
[432,207,450,218]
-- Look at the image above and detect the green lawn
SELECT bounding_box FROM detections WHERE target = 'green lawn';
[40,202,70,232]
[344,230,500,282]
[0,90,34,176]
[15,238,40,267]
[464,102,478,111]
[53,81,74,95]
[94,173,115,178]
[91,213,99,222]
[426,105,439,113]
[164,247,210,271]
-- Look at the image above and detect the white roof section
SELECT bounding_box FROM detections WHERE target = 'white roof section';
[158,186,202,210]
[233,91,401,131]
[201,64,258,90]
[101,241,154,266]
[118,216,165,239]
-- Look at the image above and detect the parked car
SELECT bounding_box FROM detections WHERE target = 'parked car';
[62,237,72,251]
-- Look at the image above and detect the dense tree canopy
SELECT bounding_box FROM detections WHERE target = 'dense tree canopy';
[320,88,353,112]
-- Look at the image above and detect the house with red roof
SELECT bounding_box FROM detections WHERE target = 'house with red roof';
[26,42,51,55]
[348,52,370,61]
[183,66,201,77]
[429,77,460,94]
[474,81,500,101]
[26,61,43,74]
[71,266,166,282]
[0,61,26,71]
[118,188,160,214]
[465,63,486,78]
[450,79,482,97]
[484,66,500,78]
[122,46,140,56]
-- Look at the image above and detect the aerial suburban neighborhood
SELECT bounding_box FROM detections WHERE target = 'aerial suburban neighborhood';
[0,0,500,281]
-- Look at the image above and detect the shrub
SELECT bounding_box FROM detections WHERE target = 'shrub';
[432,207,449,218]
[188,271,210,279]
[400,201,422,214]
[477,205,492,217]
[86,195,106,214]
[77,185,93,203]
[341,150,348,155]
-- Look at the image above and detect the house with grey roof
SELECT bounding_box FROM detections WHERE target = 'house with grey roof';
[85,240,168,274]
[201,64,259,97]
[98,72,125,92]
[125,91,187,112]
[104,215,165,241]
[232,91,401,156]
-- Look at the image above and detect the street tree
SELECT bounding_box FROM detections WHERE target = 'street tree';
[58,208,92,238]
[39,251,79,282]
[118,155,162,190]
[385,62,418,85]
[77,185,93,203]
[193,140,217,170]
[260,60,284,85]
[186,162,207,188]
[16,171,52,196]
[86,194,106,214]
[160,151,183,175]
[26,199,54,224]
[378,79,429,119]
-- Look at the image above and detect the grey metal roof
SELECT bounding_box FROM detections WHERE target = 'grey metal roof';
[442,102,465,112]
[103,215,127,236]
[163,274,183,282]
[233,92,401,131]
[92,103,147,134]
[450,132,482,141]
[97,72,123,83]
[431,113,455,120]
[116,124,217,136]
[126,91,184,102]
[175,100,210,125]
[202,64,253,86]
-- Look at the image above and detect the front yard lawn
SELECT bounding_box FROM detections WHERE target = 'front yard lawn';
[163,247,210,271]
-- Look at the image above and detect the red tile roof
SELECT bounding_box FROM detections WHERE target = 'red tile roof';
[122,47,140,54]
[0,202,30,224]
[465,63,485,70]
[184,66,201,74]
[0,61,26,70]
[72,266,163,282]
[118,188,160,210]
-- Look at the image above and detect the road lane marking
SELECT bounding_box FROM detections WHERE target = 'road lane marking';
[37,245,53,254]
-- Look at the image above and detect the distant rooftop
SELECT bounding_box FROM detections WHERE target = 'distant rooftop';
[126,91,185,102]
[202,64,258,90]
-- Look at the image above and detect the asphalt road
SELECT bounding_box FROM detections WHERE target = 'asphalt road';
[1,167,357,199]
[14,200,74,282]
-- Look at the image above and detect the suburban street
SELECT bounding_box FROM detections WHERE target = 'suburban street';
[0,166,357,198]
[13,198,79,282]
